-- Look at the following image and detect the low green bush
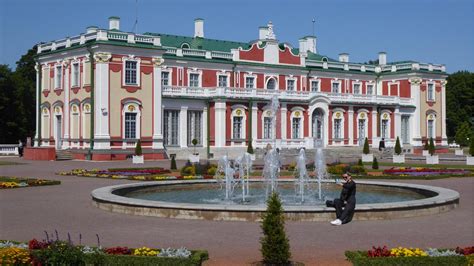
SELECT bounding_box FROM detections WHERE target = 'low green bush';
[83,250,209,266]
[345,250,468,266]
[349,165,367,174]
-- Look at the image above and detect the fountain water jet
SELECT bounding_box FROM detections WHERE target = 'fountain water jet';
[314,141,328,200]
[295,148,310,203]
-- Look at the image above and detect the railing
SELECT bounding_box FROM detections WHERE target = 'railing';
[182,48,206,57]
[108,32,128,41]
[255,139,309,149]
[211,51,233,59]
[0,144,19,155]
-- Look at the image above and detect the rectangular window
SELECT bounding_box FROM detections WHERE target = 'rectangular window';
[332,82,340,93]
[245,77,255,88]
[292,118,301,139]
[287,80,295,91]
[124,113,137,139]
[161,72,169,86]
[125,61,137,85]
[311,80,319,92]
[381,119,389,139]
[187,111,202,145]
[264,117,272,139]
[164,110,179,146]
[427,83,434,101]
[72,63,79,87]
[218,75,228,87]
[401,115,410,144]
[189,73,199,87]
[367,84,374,95]
[334,119,342,139]
[233,116,243,139]
[353,83,361,94]
[427,120,434,138]
[55,65,62,89]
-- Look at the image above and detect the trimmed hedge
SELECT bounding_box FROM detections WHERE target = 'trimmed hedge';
[345,251,468,266]
[82,250,209,266]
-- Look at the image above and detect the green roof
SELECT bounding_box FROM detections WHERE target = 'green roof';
[144,33,252,52]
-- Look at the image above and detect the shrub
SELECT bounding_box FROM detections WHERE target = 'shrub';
[170,155,177,170]
[372,157,379,169]
[135,140,142,156]
[424,140,429,150]
[345,250,469,266]
[247,141,254,154]
[327,164,346,175]
[363,137,370,154]
[349,165,367,175]
[260,192,291,265]
[0,247,31,265]
[31,241,85,266]
[181,166,196,176]
[394,137,402,155]
[470,136,474,156]
[287,162,297,171]
[207,166,217,176]
[358,159,363,166]
[191,138,198,154]
[429,137,435,156]
[454,121,472,147]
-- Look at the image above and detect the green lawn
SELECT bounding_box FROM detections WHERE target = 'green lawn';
[363,162,474,170]
[0,160,24,166]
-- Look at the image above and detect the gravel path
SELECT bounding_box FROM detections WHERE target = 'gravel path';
[0,157,472,265]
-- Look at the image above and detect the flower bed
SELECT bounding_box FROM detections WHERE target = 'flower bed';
[346,245,473,265]
[0,176,60,189]
[58,168,214,181]
[383,167,470,177]
[0,239,208,266]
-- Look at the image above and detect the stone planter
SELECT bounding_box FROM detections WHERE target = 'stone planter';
[249,154,256,161]
[189,154,200,163]
[426,155,439,165]
[422,150,430,156]
[132,155,144,164]
[393,154,405,163]
[362,154,373,162]
[467,156,474,166]
[455,149,464,156]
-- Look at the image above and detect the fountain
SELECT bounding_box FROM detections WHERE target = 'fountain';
[234,152,253,202]
[314,141,328,200]
[295,148,310,203]
[262,95,281,197]
[216,155,236,200]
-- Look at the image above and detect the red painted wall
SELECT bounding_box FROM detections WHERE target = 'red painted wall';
[278,47,300,65]
[202,69,217,87]
[399,79,411,98]
[239,44,264,62]
[390,84,398,96]
[257,73,264,88]
[320,78,332,92]
[382,81,389,95]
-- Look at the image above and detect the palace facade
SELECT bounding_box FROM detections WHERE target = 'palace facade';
[34,17,448,160]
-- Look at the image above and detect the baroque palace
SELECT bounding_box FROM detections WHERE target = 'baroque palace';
[33,17,448,160]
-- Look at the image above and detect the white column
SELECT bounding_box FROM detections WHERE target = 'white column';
[372,109,378,148]
[152,57,164,149]
[34,64,40,146]
[62,61,70,149]
[214,100,226,147]
[409,77,422,146]
[252,102,258,145]
[180,106,188,148]
[348,106,354,145]
[280,103,287,139]
[93,53,111,150]
[395,106,401,141]
[202,106,208,147]
[441,80,448,145]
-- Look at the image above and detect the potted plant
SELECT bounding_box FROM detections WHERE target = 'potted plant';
[467,136,474,165]
[455,122,472,156]
[188,138,200,163]
[247,140,255,160]
[372,157,379,169]
[361,137,373,162]
[422,140,430,156]
[426,137,439,164]
[393,137,405,163]
[132,140,144,164]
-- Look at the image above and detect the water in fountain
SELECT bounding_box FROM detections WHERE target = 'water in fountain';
[314,140,328,200]
[215,155,236,200]
[262,95,281,198]
[235,152,253,202]
[295,148,310,203]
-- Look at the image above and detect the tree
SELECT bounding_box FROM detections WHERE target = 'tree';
[135,140,142,156]
[170,155,177,170]
[372,157,379,169]
[469,135,474,157]
[358,158,363,166]
[247,141,254,154]
[429,137,435,156]
[260,192,291,265]
[455,122,472,147]
[394,137,402,155]
[424,140,429,151]
[363,137,370,154]
[192,138,198,155]
[446,71,474,139]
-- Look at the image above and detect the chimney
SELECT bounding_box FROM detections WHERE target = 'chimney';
[298,38,307,54]
[339,53,349,63]
[86,26,98,34]
[298,36,317,54]
[194,18,204,38]
[378,52,387,65]
[108,16,120,30]
[259,26,269,40]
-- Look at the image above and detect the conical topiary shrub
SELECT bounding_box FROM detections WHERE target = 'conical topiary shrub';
[170,155,177,170]
[363,137,370,155]
[429,137,435,156]
[358,158,363,166]
[372,157,379,169]
[394,137,402,155]
[247,141,254,154]
[260,192,291,265]
[424,140,429,151]
[135,139,142,156]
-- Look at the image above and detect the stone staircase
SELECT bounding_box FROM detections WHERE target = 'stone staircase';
[56,150,73,161]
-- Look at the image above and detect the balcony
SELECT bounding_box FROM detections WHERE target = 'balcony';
[162,86,415,106]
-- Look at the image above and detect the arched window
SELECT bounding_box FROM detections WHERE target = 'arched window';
[232,107,246,140]
[82,103,91,141]
[41,107,50,142]
[123,103,141,139]
[291,109,305,139]
[70,104,80,140]
[332,110,345,140]
[426,113,436,139]
[357,111,368,145]
[266,77,277,90]
[262,110,273,139]
[380,112,391,139]
[181,43,190,49]
[312,108,324,139]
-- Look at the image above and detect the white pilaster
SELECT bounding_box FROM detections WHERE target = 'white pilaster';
[93,52,111,150]
[409,77,422,146]
[281,103,287,139]
[395,106,401,141]
[180,106,188,148]
[202,106,208,147]
[441,80,448,145]
[34,64,40,146]
[152,57,164,149]
[371,110,378,147]
[348,106,354,145]
[62,61,70,149]
[252,102,258,145]
[214,101,226,147]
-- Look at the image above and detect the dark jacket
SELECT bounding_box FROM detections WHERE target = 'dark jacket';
[340,180,356,203]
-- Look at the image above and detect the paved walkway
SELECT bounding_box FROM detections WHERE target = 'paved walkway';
[0,157,473,265]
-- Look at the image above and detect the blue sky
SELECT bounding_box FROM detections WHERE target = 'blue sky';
[1,0,473,73]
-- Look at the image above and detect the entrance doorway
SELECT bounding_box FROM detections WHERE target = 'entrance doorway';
[312,108,324,147]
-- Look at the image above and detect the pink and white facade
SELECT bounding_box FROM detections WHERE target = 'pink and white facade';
[34,17,448,160]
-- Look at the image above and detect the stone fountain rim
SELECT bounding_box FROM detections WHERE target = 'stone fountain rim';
[91,179,459,212]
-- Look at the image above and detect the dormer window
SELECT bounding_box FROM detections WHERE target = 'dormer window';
[125,61,137,85]
[181,43,190,49]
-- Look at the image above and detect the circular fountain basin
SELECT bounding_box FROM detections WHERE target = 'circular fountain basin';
[91,180,459,222]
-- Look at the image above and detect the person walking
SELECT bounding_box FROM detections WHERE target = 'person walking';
[18,140,24,157]
[326,172,357,225]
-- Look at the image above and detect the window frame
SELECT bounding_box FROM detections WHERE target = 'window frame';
[353,82,362,95]
[244,74,256,89]
[71,62,80,88]
[161,71,170,86]
[310,79,321,92]
[331,80,341,94]
[55,64,63,89]
[427,82,435,101]
[122,57,141,86]
[122,103,141,140]
[163,109,180,146]
[286,78,296,91]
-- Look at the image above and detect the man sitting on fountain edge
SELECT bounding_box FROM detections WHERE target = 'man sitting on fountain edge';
[326,172,357,226]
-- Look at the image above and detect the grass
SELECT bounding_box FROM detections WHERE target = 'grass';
[362,162,474,170]
[0,160,24,166]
